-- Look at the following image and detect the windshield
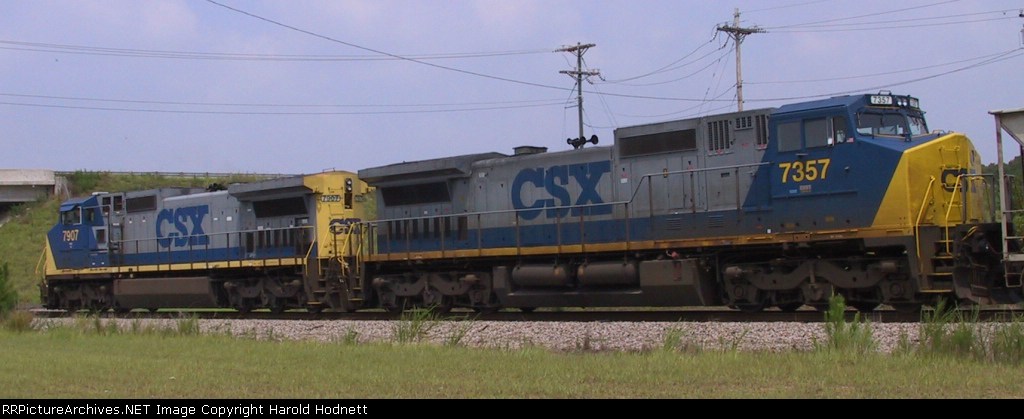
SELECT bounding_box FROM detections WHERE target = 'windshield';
[856,111,927,137]
[907,115,928,135]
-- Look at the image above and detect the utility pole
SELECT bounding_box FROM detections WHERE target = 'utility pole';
[716,8,763,112]
[557,42,600,148]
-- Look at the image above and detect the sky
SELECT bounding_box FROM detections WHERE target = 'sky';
[1,0,1022,174]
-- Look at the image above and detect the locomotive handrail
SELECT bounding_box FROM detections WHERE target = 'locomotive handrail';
[359,161,770,258]
[360,159,770,258]
[943,173,996,254]
[34,245,47,279]
[106,225,316,271]
[913,176,936,274]
[629,162,771,204]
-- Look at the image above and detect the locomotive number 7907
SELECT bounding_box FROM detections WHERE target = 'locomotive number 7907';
[778,158,831,183]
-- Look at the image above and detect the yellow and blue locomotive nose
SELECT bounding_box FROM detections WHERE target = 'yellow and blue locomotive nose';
[872,132,986,231]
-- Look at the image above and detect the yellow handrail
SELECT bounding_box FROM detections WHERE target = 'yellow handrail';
[914,176,936,274]
[942,174,967,254]
[35,245,48,281]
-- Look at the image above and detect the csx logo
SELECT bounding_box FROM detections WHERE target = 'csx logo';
[511,160,612,220]
[156,205,210,248]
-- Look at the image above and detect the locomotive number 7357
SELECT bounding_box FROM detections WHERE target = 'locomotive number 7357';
[778,158,831,183]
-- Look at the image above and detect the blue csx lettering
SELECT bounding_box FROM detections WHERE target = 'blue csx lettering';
[511,161,612,220]
[156,205,210,248]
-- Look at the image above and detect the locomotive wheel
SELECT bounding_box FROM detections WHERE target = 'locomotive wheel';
[429,297,453,315]
[384,297,410,314]
[734,301,765,313]
[264,294,285,314]
[890,303,923,314]
[852,302,879,313]
[235,300,253,314]
[777,303,803,313]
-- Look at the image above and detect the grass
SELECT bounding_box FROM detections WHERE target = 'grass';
[818,294,876,355]
[392,309,440,344]
[1,329,1023,398]
[0,199,59,303]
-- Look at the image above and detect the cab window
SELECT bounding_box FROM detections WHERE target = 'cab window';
[857,112,907,136]
[777,122,801,152]
[805,118,828,148]
[62,209,81,225]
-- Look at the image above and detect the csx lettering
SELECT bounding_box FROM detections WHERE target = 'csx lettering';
[778,158,831,184]
[941,168,966,192]
[511,161,612,220]
[156,205,210,248]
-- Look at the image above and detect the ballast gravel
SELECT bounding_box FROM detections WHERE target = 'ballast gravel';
[39,317,932,353]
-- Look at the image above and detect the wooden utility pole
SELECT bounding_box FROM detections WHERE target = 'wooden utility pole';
[557,43,600,146]
[717,9,763,111]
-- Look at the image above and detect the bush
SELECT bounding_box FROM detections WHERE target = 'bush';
[2,310,34,332]
[0,263,17,317]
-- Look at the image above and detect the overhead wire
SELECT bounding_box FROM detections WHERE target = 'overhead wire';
[744,0,835,14]
[742,47,1024,103]
[0,92,565,109]
[764,0,963,29]
[0,39,551,61]
[0,99,566,115]
[770,16,1018,32]
[747,48,1021,85]
[600,28,720,84]
[204,0,571,93]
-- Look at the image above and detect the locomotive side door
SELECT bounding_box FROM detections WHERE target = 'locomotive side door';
[769,111,847,230]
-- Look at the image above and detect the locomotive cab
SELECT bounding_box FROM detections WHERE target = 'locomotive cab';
[47,193,124,271]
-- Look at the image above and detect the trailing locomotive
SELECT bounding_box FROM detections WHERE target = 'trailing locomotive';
[40,92,1024,313]
[40,172,372,313]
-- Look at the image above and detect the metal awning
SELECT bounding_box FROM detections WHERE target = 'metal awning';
[990,107,1024,146]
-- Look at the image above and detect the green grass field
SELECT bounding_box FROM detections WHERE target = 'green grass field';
[2,325,1022,399]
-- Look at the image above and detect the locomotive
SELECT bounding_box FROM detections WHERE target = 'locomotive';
[40,92,1024,313]
[40,172,372,313]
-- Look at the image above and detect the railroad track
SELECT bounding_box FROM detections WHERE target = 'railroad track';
[31,307,1024,323]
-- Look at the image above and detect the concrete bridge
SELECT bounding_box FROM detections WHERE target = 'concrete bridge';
[0,169,57,210]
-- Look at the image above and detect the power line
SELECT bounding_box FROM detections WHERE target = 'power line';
[0,92,564,109]
[748,48,1020,85]
[0,39,550,61]
[744,48,1024,103]
[204,0,569,93]
[0,94,569,114]
[771,16,1018,32]
[600,29,720,83]
[770,8,1021,29]
[744,0,835,14]
[764,0,962,29]
[600,42,732,87]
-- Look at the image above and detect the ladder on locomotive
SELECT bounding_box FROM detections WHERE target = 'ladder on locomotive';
[991,107,1024,289]
[304,222,366,311]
